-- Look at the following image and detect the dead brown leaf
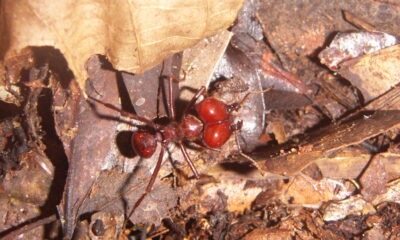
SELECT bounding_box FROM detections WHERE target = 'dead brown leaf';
[1,0,244,92]
[360,154,388,202]
[339,44,400,102]
[283,174,352,206]
[323,196,376,222]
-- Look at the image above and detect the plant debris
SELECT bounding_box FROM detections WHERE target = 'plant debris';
[1,0,400,239]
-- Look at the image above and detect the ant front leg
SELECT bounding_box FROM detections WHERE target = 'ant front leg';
[165,72,206,119]
[183,86,206,116]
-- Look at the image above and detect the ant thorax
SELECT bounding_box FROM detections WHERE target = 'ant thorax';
[178,114,203,141]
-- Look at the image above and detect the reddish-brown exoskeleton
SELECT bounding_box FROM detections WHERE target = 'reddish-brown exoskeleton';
[88,76,244,221]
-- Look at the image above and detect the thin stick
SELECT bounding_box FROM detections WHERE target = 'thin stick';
[0,215,58,239]
[342,10,376,31]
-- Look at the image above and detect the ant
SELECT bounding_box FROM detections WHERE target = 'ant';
[88,74,265,224]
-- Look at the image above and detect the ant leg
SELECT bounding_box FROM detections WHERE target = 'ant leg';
[183,86,206,115]
[165,70,187,120]
[179,142,200,179]
[231,121,266,176]
[164,71,206,117]
[166,69,187,83]
[166,76,176,120]
[127,147,165,220]
[87,95,159,129]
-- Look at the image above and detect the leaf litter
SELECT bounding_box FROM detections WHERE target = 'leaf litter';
[0,0,400,239]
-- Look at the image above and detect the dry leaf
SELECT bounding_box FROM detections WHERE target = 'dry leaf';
[315,147,371,179]
[283,174,352,206]
[323,195,376,222]
[181,30,233,101]
[179,164,267,214]
[339,44,400,102]
[318,31,398,71]
[364,84,400,111]
[243,228,292,240]
[359,154,387,202]
[372,179,400,205]
[1,0,244,92]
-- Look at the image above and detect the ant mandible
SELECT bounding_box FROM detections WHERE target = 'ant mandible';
[88,74,258,221]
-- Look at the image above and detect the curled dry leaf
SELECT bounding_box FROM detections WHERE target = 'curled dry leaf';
[1,0,244,91]
[339,44,400,102]
[318,31,398,71]
[122,53,182,120]
[181,30,233,101]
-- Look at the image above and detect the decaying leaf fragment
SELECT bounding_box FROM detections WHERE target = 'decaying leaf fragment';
[359,154,387,202]
[318,31,398,71]
[319,31,400,102]
[284,174,352,206]
[0,0,244,92]
[323,195,376,222]
[0,47,35,105]
[180,165,257,215]
[339,44,400,102]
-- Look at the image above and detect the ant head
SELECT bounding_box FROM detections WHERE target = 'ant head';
[202,121,232,149]
[196,98,230,123]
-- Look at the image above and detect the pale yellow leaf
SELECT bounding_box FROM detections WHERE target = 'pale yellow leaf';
[1,0,244,91]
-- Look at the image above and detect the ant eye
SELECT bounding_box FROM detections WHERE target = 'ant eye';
[196,98,229,123]
[131,130,157,158]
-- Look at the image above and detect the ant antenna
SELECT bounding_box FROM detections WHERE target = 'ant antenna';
[226,87,273,175]
[227,87,273,112]
[232,121,266,176]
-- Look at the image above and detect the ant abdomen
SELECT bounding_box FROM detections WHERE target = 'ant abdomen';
[131,130,158,158]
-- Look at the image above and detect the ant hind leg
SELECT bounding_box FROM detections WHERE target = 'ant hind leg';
[125,147,165,226]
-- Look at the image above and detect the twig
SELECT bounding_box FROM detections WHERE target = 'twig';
[0,215,57,240]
